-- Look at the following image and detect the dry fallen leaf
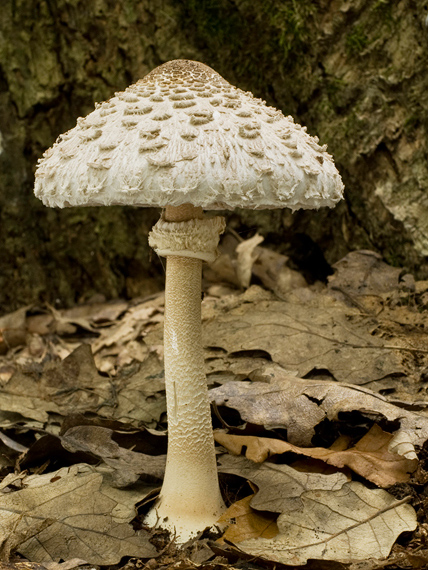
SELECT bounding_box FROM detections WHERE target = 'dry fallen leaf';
[219,454,349,513]
[250,242,307,297]
[204,232,306,296]
[0,345,166,428]
[328,250,402,298]
[0,345,110,424]
[239,482,417,566]
[61,425,166,487]
[235,234,264,288]
[219,455,417,565]
[202,285,418,388]
[111,353,166,425]
[211,363,428,451]
[0,250,425,568]
[0,307,29,354]
[0,562,50,570]
[91,296,164,373]
[25,300,129,339]
[200,272,428,403]
[0,295,164,381]
[61,299,129,327]
[0,463,158,564]
[215,423,418,487]
[217,494,278,543]
[43,559,89,570]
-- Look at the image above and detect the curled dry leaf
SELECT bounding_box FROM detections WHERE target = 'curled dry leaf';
[0,306,29,354]
[0,464,158,565]
[204,232,306,296]
[25,300,130,338]
[215,423,417,487]
[61,425,166,487]
[219,455,417,566]
[211,363,428,451]
[60,299,129,327]
[0,344,111,424]
[235,233,264,288]
[110,353,166,425]
[250,242,307,297]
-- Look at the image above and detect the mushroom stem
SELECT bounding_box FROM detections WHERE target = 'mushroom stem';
[145,204,225,541]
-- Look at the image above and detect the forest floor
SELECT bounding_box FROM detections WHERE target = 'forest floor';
[1,235,428,570]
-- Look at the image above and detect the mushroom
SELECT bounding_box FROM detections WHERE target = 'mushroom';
[34,60,344,542]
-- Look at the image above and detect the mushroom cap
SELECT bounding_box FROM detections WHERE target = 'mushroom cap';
[35,60,344,211]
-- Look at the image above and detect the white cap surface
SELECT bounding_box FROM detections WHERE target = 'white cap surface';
[35,60,344,211]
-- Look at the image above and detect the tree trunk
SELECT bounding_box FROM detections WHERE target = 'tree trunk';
[1,0,427,311]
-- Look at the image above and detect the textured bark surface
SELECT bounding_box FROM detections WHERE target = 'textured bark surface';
[1,0,427,311]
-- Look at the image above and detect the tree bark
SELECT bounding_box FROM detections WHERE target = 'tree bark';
[1,0,427,311]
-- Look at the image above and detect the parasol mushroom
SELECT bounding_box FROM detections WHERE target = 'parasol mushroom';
[34,59,344,542]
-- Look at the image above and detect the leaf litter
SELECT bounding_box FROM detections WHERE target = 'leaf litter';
[0,464,158,564]
[214,423,418,487]
[0,244,428,568]
[218,455,417,566]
